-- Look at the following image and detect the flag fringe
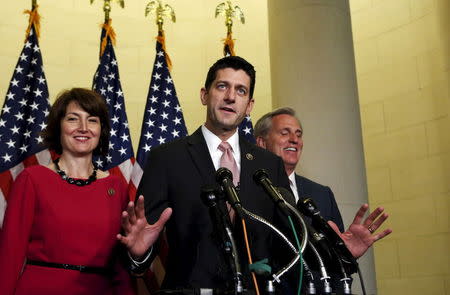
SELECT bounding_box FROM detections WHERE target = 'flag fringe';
[100,19,116,56]
[223,32,236,56]
[156,30,173,71]
[23,5,40,42]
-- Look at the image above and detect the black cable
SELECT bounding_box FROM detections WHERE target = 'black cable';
[356,262,367,295]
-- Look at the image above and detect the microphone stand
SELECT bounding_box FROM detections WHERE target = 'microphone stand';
[329,247,352,294]
[273,187,334,294]
[216,168,302,294]
[302,259,317,295]
[200,186,243,294]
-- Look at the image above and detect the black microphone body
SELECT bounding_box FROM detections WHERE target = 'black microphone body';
[200,185,244,294]
[215,167,244,219]
[298,198,358,272]
[276,187,333,260]
[200,186,232,250]
[253,169,291,216]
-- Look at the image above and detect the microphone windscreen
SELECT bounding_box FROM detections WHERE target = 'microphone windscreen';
[200,185,220,208]
[253,168,269,183]
[215,167,232,183]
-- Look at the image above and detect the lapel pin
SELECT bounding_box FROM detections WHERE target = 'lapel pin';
[246,153,254,160]
[107,188,115,196]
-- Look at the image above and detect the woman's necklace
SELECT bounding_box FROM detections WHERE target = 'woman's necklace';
[54,158,97,186]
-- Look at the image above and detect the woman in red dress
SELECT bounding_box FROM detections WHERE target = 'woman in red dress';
[0,88,136,295]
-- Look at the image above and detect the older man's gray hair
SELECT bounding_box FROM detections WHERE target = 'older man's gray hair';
[254,107,302,138]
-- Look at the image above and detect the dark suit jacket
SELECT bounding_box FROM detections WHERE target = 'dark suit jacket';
[138,127,290,291]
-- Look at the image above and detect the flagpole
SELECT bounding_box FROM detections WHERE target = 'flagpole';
[89,0,125,23]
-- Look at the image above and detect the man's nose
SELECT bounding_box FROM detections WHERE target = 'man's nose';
[288,133,298,143]
[224,89,236,102]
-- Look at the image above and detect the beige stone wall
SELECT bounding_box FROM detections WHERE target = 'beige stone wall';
[350,0,450,294]
[0,0,272,148]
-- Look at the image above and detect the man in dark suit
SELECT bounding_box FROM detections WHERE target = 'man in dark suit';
[255,108,345,232]
[119,56,290,294]
[254,107,392,293]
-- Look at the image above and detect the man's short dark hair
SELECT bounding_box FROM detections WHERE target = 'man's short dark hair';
[254,107,302,138]
[204,56,256,99]
[43,88,110,156]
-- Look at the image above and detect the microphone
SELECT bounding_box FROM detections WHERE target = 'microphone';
[297,198,341,242]
[276,187,334,259]
[200,185,232,244]
[253,169,290,215]
[298,197,357,272]
[215,167,243,218]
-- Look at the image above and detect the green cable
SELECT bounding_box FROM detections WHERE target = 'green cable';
[288,215,303,295]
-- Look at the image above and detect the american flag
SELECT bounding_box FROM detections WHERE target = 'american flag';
[239,115,255,143]
[92,27,134,189]
[129,40,188,199]
[0,26,53,226]
[129,39,188,291]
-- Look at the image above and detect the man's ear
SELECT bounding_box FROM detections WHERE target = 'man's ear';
[256,136,266,148]
[200,88,208,105]
[245,98,255,116]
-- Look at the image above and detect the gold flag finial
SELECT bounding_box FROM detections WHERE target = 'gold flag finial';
[215,1,244,56]
[145,0,176,70]
[145,0,176,33]
[90,0,123,56]
[90,0,125,22]
[215,0,245,35]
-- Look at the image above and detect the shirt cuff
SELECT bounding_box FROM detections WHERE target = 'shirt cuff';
[128,246,153,266]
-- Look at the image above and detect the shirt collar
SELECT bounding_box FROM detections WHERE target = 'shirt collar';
[201,125,239,153]
[288,171,296,186]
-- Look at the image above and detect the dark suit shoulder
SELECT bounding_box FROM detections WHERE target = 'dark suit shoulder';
[148,135,189,154]
[295,174,330,192]
[240,138,284,162]
[295,174,344,231]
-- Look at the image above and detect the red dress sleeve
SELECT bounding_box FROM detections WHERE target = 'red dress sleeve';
[0,170,37,295]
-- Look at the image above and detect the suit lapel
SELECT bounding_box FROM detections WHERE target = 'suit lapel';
[239,137,258,205]
[295,174,303,204]
[187,127,216,185]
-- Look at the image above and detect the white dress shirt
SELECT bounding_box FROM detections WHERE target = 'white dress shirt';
[201,125,241,171]
[288,172,300,204]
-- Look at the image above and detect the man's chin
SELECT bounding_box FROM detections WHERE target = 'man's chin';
[217,120,242,131]
[283,157,299,168]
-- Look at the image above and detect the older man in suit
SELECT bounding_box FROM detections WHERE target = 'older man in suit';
[254,107,392,293]
[119,56,290,294]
